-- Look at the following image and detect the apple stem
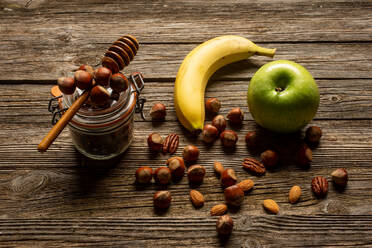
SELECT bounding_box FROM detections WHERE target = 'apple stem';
[255,47,276,58]
[275,87,283,92]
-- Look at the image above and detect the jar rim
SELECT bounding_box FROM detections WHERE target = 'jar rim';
[64,83,138,130]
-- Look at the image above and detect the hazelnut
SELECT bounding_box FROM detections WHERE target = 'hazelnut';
[110,73,129,93]
[297,143,313,167]
[331,168,348,187]
[220,168,237,188]
[202,124,219,143]
[94,67,112,86]
[213,161,225,176]
[78,64,94,77]
[260,150,279,168]
[150,102,166,120]
[224,184,244,207]
[245,131,258,149]
[147,133,163,152]
[305,126,322,143]
[90,85,110,106]
[166,156,185,179]
[212,115,226,133]
[216,215,234,236]
[74,70,93,90]
[187,165,206,184]
[182,145,200,162]
[205,98,221,115]
[220,130,238,148]
[135,166,153,184]
[227,107,244,125]
[57,77,76,95]
[110,91,120,101]
[154,167,171,185]
[153,190,172,209]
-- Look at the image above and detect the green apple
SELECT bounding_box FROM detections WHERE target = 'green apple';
[247,60,319,133]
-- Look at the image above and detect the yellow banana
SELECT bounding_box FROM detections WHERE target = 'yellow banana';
[174,35,276,133]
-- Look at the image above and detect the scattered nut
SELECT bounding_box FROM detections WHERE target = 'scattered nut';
[154,167,171,185]
[57,77,76,95]
[216,215,234,236]
[74,70,93,90]
[110,73,129,93]
[78,64,94,77]
[242,157,266,176]
[162,133,179,154]
[153,190,172,209]
[90,85,110,106]
[305,126,322,143]
[190,190,205,208]
[135,166,153,184]
[205,98,221,115]
[311,176,328,198]
[147,133,163,152]
[263,199,279,214]
[150,102,166,120]
[213,161,225,177]
[182,145,200,162]
[166,156,185,179]
[297,143,313,167]
[331,168,348,187]
[227,107,244,125]
[210,204,228,216]
[187,165,206,184]
[220,130,238,148]
[202,124,219,143]
[288,185,301,204]
[221,168,237,188]
[237,179,254,192]
[245,131,258,149]
[212,115,226,133]
[224,184,244,207]
[261,150,279,168]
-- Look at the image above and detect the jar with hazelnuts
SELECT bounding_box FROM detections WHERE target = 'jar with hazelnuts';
[62,67,145,160]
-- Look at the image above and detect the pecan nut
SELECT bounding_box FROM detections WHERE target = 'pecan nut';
[242,158,266,175]
[162,133,179,154]
[311,176,328,198]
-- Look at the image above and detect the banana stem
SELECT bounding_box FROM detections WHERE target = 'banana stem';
[255,47,276,58]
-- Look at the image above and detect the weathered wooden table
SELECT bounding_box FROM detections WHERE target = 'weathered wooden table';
[0,1,371,247]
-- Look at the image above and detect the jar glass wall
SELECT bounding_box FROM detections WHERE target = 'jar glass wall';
[63,83,138,160]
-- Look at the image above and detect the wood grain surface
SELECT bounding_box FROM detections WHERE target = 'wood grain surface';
[0,0,371,247]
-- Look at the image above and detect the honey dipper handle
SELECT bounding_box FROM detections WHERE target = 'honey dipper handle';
[37,90,90,152]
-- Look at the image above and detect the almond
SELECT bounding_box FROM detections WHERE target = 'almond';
[214,161,225,176]
[210,204,228,216]
[263,199,279,214]
[237,179,254,192]
[288,185,301,204]
[190,190,205,208]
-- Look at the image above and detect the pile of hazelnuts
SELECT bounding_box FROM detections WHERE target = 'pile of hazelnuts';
[57,64,129,108]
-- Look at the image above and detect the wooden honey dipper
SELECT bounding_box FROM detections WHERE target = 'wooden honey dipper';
[38,35,139,152]
[101,35,139,74]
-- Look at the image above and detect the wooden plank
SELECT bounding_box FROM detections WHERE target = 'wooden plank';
[0,216,371,247]
[0,80,371,126]
[0,119,370,218]
[0,42,371,81]
[0,0,371,45]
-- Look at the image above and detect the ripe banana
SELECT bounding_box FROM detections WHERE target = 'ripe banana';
[174,35,276,133]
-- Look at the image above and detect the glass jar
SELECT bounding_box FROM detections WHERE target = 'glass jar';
[62,76,144,160]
